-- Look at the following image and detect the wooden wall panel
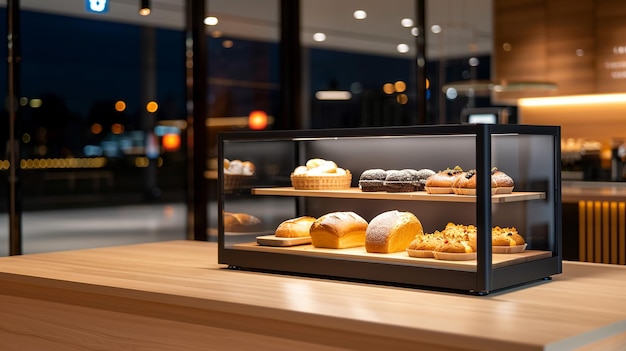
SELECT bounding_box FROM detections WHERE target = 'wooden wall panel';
[493,0,626,99]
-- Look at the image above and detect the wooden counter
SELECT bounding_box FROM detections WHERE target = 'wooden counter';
[0,240,625,351]
[562,181,626,203]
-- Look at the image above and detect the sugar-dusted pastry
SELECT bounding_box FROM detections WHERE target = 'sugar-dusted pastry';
[365,210,423,253]
[384,169,418,192]
[414,168,436,191]
[491,167,515,194]
[358,169,388,192]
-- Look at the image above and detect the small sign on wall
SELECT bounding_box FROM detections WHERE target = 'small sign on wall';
[86,0,109,14]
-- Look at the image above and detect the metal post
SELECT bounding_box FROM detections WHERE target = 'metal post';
[185,0,209,241]
[279,0,302,130]
[7,0,22,255]
[415,0,427,124]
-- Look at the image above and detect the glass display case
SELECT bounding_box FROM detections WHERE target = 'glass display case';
[217,124,561,294]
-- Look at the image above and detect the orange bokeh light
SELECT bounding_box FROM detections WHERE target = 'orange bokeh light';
[162,133,181,151]
[248,110,268,130]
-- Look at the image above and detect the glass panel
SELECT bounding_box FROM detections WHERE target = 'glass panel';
[0,4,187,255]
[206,0,280,238]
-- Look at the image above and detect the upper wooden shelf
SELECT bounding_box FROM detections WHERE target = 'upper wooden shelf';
[251,187,545,203]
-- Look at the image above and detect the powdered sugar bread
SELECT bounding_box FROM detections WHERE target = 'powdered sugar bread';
[365,210,423,253]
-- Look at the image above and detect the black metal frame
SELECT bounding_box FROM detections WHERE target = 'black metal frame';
[217,124,562,294]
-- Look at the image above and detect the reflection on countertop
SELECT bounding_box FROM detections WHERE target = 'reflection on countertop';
[562,180,626,202]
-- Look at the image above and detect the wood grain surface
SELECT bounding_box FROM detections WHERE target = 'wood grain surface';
[0,240,625,351]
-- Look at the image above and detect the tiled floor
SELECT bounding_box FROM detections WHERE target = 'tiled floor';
[0,203,187,256]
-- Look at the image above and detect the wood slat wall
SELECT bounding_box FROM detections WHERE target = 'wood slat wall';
[578,200,626,265]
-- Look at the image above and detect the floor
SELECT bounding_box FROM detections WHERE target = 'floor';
[0,203,188,256]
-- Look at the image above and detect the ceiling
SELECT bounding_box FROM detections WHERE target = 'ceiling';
[18,0,493,59]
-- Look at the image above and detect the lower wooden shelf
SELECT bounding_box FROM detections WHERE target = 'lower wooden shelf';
[233,242,551,272]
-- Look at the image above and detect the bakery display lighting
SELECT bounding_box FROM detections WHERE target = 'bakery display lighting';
[203,16,218,26]
[518,93,626,107]
[139,0,150,16]
[353,10,367,20]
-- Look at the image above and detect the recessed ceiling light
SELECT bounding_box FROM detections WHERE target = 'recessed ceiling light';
[313,32,326,42]
[401,18,413,27]
[204,16,218,26]
[430,24,442,34]
[396,43,409,54]
[411,27,419,36]
[353,10,367,20]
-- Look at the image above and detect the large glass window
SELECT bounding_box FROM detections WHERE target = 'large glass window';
[0,5,187,255]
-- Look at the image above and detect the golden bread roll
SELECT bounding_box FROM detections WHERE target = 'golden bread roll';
[451,169,497,195]
[310,211,368,249]
[365,210,423,253]
[434,239,475,253]
[408,232,445,251]
[492,226,525,246]
[275,216,316,238]
[425,166,463,194]
[223,212,262,232]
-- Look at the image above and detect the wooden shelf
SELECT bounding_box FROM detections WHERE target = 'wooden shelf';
[252,187,545,203]
[233,242,552,272]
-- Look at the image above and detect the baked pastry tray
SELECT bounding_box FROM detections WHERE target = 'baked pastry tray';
[252,187,545,204]
[232,242,551,272]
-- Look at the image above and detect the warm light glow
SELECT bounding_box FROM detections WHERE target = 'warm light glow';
[139,8,150,16]
[396,94,408,104]
[425,78,430,89]
[383,83,395,94]
[146,101,158,113]
[518,93,626,107]
[29,99,42,108]
[204,16,218,26]
[162,133,181,151]
[111,123,124,134]
[248,110,268,130]
[315,91,352,100]
[353,10,367,19]
[394,81,406,93]
[135,156,150,168]
[401,18,413,27]
[91,123,103,135]
[396,43,409,53]
[223,40,234,48]
[115,100,126,112]
[313,32,326,42]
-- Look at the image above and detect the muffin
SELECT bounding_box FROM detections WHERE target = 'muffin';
[384,169,418,192]
[414,168,436,191]
[358,169,388,192]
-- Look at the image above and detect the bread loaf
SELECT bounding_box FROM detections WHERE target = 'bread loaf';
[223,212,262,232]
[310,212,368,249]
[365,210,423,253]
[275,216,316,238]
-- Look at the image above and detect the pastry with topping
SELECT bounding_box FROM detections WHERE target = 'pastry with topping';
[425,166,464,194]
